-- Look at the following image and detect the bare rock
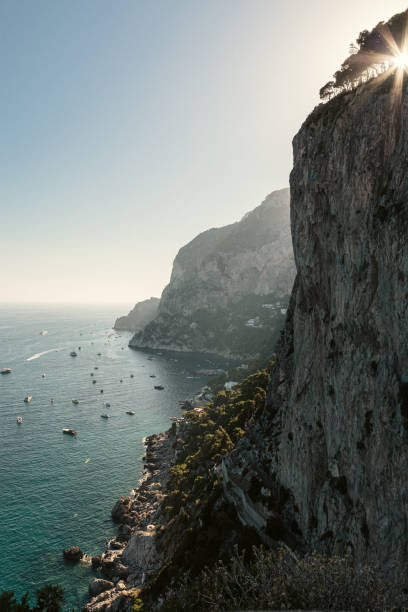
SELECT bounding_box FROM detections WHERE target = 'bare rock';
[88,578,114,597]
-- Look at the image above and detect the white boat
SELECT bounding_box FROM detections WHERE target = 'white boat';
[126,410,135,415]
[101,414,111,419]
[40,330,48,335]
[72,398,80,405]
[42,373,46,378]
[24,395,32,403]
[1,368,12,374]
[17,416,23,424]
[63,428,77,436]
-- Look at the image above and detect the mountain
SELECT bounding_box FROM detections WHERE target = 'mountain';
[222,75,408,582]
[129,188,295,358]
[114,298,160,332]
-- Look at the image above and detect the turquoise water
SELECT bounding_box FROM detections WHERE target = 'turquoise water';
[0,305,219,609]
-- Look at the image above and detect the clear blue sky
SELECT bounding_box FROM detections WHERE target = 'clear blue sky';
[1,0,406,307]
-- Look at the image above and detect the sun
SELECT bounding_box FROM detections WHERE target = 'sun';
[393,50,408,68]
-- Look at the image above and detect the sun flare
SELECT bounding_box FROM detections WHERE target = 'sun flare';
[393,50,408,68]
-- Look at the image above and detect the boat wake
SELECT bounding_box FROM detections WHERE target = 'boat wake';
[26,348,60,361]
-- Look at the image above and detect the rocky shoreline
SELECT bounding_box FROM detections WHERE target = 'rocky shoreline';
[81,431,174,612]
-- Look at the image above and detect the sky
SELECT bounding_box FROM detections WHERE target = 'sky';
[1,0,407,308]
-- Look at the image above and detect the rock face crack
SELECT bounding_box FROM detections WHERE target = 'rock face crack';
[222,79,408,584]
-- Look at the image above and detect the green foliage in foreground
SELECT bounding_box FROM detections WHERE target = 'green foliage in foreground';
[0,586,64,612]
[157,545,400,612]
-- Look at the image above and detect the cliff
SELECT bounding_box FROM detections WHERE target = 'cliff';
[129,188,295,358]
[222,75,408,583]
[114,298,160,332]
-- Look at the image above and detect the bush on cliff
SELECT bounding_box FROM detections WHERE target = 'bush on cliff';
[157,545,399,612]
[141,369,269,604]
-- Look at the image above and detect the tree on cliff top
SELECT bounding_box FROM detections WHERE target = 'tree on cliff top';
[320,9,408,100]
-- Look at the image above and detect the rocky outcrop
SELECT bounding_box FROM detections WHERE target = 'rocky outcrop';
[63,546,83,562]
[83,432,173,611]
[130,189,295,358]
[222,76,408,584]
[114,298,160,332]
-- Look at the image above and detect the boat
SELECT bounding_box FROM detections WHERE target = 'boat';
[42,373,46,378]
[120,379,123,383]
[63,428,77,436]
[24,395,32,403]
[40,330,48,335]
[72,398,80,405]
[130,374,134,378]
[97,352,102,356]
[100,414,111,419]
[92,380,96,384]
[126,410,135,415]
[105,402,111,408]
[100,389,104,393]
[149,375,156,378]
[154,385,164,390]
[70,351,77,357]
[17,416,23,424]
[1,368,12,374]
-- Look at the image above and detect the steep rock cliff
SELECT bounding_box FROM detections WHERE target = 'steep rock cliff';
[114,298,160,332]
[130,189,295,358]
[222,77,408,582]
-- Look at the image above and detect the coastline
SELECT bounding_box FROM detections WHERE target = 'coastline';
[82,430,174,611]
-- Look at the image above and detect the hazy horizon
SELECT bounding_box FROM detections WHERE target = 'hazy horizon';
[2,0,408,305]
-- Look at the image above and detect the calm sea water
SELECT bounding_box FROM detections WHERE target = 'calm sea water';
[0,305,220,610]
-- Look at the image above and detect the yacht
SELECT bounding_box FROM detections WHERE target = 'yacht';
[1,368,12,374]
[63,428,77,436]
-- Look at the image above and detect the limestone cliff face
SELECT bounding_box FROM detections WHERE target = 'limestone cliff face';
[114,298,159,332]
[222,78,408,582]
[130,189,295,358]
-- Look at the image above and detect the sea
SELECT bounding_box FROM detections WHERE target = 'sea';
[0,304,224,610]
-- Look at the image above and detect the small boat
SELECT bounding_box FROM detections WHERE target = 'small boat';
[84,458,91,464]
[100,389,104,393]
[90,373,94,376]
[78,346,81,350]
[24,395,32,403]
[50,398,54,404]
[72,398,80,405]
[70,351,77,357]
[1,368,12,374]
[17,416,23,424]
[105,402,111,408]
[97,352,102,356]
[130,374,134,378]
[101,414,111,419]
[40,330,48,335]
[94,366,98,370]
[120,379,123,383]
[126,410,135,415]
[92,380,96,384]
[41,373,46,378]
[154,385,164,390]
[150,375,156,378]
[63,428,77,436]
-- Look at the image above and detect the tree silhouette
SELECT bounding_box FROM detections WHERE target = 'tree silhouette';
[320,9,408,100]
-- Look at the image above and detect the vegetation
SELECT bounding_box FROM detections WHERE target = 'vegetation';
[141,368,270,605]
[157,545,400,612]
[320,9,408,100]
[0,586,64,612]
